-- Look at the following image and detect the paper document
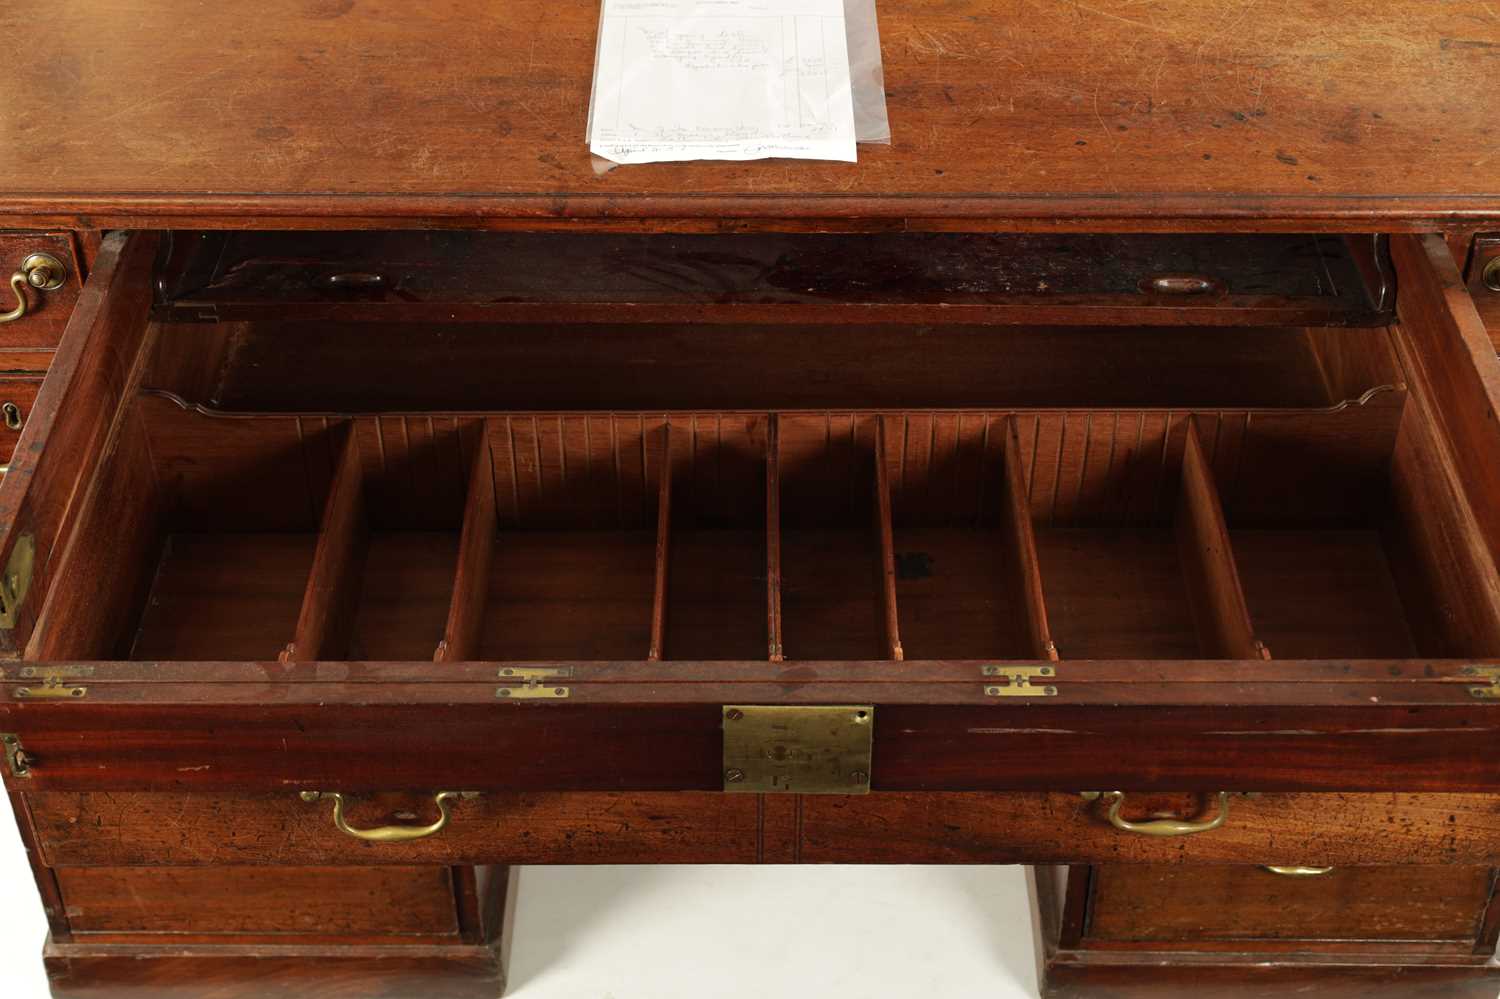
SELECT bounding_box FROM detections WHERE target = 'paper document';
[589,0,858,164]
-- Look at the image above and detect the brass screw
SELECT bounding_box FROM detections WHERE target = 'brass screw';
[725,708,744,721]
[725,768,746,783]
[26,266,54,290]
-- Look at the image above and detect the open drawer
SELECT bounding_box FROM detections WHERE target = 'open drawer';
[3,230,1500,817]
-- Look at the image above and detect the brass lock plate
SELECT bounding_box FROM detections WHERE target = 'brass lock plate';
[722,705,874,795]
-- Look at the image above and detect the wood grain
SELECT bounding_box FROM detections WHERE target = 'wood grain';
[1086,866,1495,943]
[26,791,1500,869]
[4,3,1500,227]
[6,680,1500,793]
[55,866,461,937]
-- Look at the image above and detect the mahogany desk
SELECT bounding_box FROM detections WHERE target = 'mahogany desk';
[2,2,1500,995]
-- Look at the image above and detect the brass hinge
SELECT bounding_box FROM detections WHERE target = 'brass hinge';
[13,674,88,699]
[982,664,1058,698]
[0,533,35,630]
[722,704,874,794]
[496,666,572,700]
[0,733,31,779]
[1461,665,1500,700]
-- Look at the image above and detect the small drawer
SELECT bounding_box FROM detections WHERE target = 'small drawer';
[54,865,463,939]
[1086,865,1497,944]
[0,232,82,349]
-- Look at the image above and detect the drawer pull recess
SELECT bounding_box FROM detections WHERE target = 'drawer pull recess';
[1264,865,1335,877]
[299,790,478,843]
[1,253,66,325]
[1082,790,1231,837]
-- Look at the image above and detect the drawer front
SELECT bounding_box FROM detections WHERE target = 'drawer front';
[1086,865,1497,943]
[0,232,82,349]
[54,865,462,937]
[25,791,1500,869]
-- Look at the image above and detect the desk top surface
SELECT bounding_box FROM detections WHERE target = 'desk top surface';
[1,1,1497,229]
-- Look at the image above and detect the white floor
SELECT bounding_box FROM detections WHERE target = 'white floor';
[0,793,1040,998]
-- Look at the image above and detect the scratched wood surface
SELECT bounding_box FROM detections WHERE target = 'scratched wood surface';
[1,1,1498,226]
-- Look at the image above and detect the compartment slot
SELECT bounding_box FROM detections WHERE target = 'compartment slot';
[777,414,893,661]
[1030,413,1261,660]
[886,414,1056,660]
[1175,418,1269,660]
[281,427,368,662]
[435,426,498,663]
[660,415,771,661]
[28,398,331,662]
[469,417,661,661]
[316,417,469,662]
[135,535,317,663]
[1224,402,1500,659]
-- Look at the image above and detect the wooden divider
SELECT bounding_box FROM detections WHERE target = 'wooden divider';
[873,418,903,661]
[435,423,497,663]
[765,414,784,663]
[1175,417,1271,661]
[997,415,1059,661]
[648,423,673,662]
[280,426,368,662]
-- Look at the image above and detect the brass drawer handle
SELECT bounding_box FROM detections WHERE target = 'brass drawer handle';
[1140,273,1226,296]
[1484,256,1500,293]
[299,790,478,843]
[1083,790,1230,837]
[1264,865,1334,877]
[1,253,67,325]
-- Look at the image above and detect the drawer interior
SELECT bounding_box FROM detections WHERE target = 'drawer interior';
[12,229,1500,676]
[24,384,1500,667]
